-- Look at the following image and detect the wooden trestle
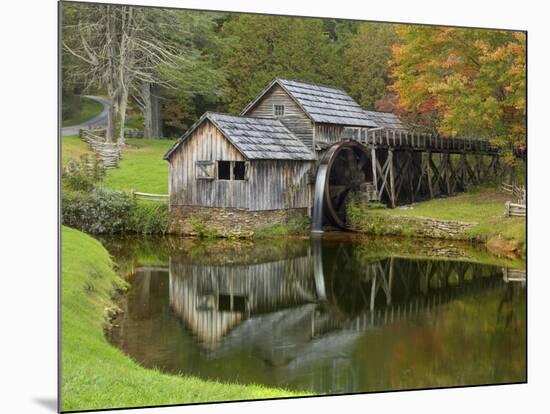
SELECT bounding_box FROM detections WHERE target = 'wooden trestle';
[342,128,523,208]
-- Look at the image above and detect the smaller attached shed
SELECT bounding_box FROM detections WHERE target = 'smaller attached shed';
[164,112,316,215]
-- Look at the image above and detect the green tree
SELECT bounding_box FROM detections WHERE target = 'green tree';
[220,15,341,113]
[390,26,526,156]
[62,4,222,141]
[137,10,227,137]
[343,23,398,109]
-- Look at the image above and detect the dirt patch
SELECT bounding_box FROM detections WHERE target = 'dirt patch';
[472,190,511,203]
[486,237,524,259]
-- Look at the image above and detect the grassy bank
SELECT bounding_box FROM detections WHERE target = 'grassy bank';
[61,226,300,411]
[62,95,104,127]
[348,187,525,257]
[103,138,175,194]
[61,136,93,167]
[61,136,174,194]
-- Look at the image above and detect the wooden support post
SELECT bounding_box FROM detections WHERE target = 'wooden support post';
[371,147,378,196]
[476,154,483,183]
[393,153,405,202]
[408,150,415,203]
[441,153,451,195]
[415,151,428,200]
[447,154,458,194]
[458,152,467,191]
[388,149,397,208]
[376,151,392,202]
[426,151,434,199]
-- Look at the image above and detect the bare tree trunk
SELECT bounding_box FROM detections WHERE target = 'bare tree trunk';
[117,6,132,144]
[141,82,162,139]
[142,81,153,139]
[118,86,128,143]
[151,84,162,138]
[105,92,117,143]
[104,5,117,143]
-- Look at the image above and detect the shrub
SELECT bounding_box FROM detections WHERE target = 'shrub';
[132,202,169,235]
[189,216,219,239]
[254,214,311,238]
[62,189,169,235]
[63,155,105,192]
[62,188,135,234]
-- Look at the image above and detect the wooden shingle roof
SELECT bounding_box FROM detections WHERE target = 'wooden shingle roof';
[362,110,405,129]
[164,112,316,161]
[242,78,379,128]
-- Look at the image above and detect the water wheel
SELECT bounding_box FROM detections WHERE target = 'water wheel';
[316,141,371,229]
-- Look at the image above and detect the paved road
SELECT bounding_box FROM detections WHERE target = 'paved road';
[61,95,109,136]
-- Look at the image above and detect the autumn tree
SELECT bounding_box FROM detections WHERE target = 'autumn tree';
[390,26,526,156]
[343,23,398,109]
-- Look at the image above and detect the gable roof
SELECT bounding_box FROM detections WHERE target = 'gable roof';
[362,110,404,129]
[164,112,316,161]
[241,78,379,128]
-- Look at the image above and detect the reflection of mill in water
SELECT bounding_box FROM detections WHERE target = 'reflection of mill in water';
[167,239,520,386]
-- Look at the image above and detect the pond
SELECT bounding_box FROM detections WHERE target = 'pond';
[105,235,526,395]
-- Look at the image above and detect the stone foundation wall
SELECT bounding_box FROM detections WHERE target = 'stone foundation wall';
[168,205,309,237]
[397,215,477,239]
[350,213,477,240]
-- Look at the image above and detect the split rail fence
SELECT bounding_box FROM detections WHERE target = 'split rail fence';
[501,182,526,204]
[131,189,169,203]
[505,201,526,217]
[79,128,122,168]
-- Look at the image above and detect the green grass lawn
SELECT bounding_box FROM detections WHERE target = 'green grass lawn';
[103,138,175,194]
[61,136,175,193]
[385,186,510,222]
[62,95,104,127]
[62,226,300,411]
[379,186,526,253]
[61,136,93,167]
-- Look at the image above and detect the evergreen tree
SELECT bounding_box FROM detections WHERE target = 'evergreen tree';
[343,23,398,110]
[220,15,341,113]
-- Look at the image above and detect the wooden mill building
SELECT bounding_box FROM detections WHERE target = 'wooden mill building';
[164,78,402,233]
[240,78,402,149]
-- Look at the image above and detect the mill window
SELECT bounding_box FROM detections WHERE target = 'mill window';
[217,161,231,180]
[216,161,248,180]
[233,161,246,180]
[273,104,285,117]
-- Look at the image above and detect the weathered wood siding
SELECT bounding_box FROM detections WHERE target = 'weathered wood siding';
[315,124,346,144]
[249,160,314,211]
[245,84,315,150]
[169,120,314,211]
[169,120,249,208]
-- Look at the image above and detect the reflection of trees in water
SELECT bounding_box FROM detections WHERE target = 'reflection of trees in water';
[383,279,526,390]
[497,282,525,330]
